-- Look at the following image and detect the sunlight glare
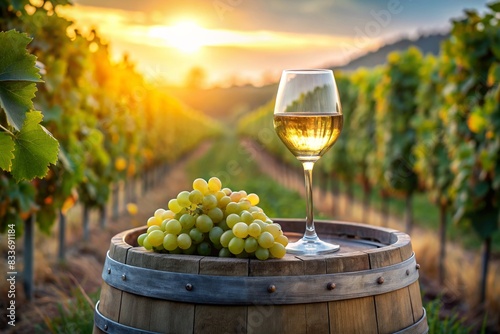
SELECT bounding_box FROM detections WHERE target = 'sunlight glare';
[159,20,205,54]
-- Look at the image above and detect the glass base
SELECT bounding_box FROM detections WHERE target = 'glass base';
[286,237,340,256]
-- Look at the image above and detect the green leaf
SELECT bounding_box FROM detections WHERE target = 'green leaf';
[487,1,500,13]
[7,180,36,212]
[466,209,499,239]
[11,111,59,181]
[0,30,43,131]
[0,132,15,170]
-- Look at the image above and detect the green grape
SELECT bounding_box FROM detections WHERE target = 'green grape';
[220,230,235,248]
[208,176,222,192]
[239,199,251,211]
[225,202,240,215]
[177,233,192,250]
[137,233,147,246]
[218,247,231,257]
[209,226,224,245]
[265,223,282,239]
[177,191,191,207]
[258,232,274,248]
[153,243,165,252]
[255,247,269,261]
[189,189,203,204]
[218,196,231,209]
[160,219,169,231]
[207,207,223,223]
[240,211,254,225]
[144,178,279,259]
[197,242,212,256]
[189,228,205,244]
[161,210,175,220]
[165,219,182,235]
[196,214,214,233]
[202,194,217,210]
[147,230,164,247]
[179,213,196,229]
[143,237,153,250]
[183,243,198,255]
[275,234,289,247]
[147,216,161,227]
[228,237,245,255]
[230,191,243,202]
[252,211,267,221]
[226,213,241,229]
[233,222,249,238]
[174,209,187,220]
[215,190,226,201]
[147,225,161,233]
[163,233,178,251]
[270,242,286,258]
[168,199,183,213]
[193,178,209,194]
[247,193,259,206]
[244,237,258,253]
[254,219,267,230]
[154,208,167,219]
[218,219,229,231]
[248,222,262,238]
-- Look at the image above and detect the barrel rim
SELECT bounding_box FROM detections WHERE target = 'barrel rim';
[117,219,412,263]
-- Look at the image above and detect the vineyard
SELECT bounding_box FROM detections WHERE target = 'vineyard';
[1,0,500,333]
[239,3,500,330]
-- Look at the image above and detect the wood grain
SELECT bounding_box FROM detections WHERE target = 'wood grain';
[93,220,427,334]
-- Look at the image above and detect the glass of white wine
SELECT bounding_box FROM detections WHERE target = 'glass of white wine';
[273,69,343,255]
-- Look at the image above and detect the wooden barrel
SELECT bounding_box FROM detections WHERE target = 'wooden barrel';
[93,219,428,334]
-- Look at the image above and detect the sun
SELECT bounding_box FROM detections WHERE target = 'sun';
[166,20,205,54]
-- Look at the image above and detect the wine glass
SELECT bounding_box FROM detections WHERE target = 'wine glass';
[273,69,343,255]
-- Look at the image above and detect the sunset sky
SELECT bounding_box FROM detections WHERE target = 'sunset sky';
[60,0,489,87]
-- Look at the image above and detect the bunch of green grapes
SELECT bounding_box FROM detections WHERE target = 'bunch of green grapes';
[137,177,288,260]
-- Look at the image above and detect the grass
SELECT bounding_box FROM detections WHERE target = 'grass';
[36,287,99,334]
[424,297,475,334]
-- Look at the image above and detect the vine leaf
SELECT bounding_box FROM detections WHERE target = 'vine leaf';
[0,132,15,170]
[487,1,500,13]
[11,111,59,181]
[0,30,43,131]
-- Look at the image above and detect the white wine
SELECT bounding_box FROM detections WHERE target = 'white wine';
[273,112,343,162]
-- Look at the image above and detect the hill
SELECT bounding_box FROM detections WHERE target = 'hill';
[167,32,448,121]
[332,32,448,71]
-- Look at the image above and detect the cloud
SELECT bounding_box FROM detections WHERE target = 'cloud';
[64,0,490,86]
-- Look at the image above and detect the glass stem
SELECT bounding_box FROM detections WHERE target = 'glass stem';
[302,161,317,240]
